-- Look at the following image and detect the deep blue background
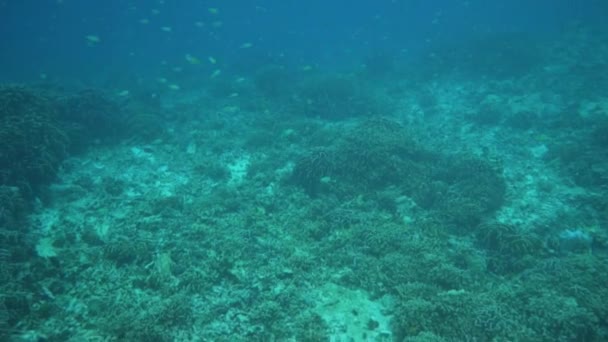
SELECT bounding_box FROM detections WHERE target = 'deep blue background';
[1,0,606,83]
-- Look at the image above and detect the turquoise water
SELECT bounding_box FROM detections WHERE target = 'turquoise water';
[1,1,607,341]
[1,1,605,82]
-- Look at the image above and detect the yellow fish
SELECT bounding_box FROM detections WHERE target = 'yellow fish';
[185,54,201,65]
[85,35,100,44]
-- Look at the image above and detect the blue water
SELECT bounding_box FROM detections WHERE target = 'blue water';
[2,1,608,340]
[1,0,605,82]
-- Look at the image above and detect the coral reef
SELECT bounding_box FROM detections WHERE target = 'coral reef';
[0,86,68,195]
[292,117,506,228]
[295,74,386,120]
[3,24,608,342]
[58,89,164,145]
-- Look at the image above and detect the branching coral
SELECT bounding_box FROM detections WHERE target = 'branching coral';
[295,74,386,120]
[57,89,125,144]
[291,117,506,227]
[291,148,338,195]
[0,85,69,194]
[477,221,541,256]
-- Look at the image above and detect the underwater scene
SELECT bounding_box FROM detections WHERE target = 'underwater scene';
[1,0,608,341]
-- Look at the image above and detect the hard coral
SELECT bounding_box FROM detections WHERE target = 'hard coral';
[0,85,68,195]
[292,117,507,228]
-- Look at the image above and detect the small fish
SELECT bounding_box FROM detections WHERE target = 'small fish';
[185,54,201,65]
[117,90,130,97]
[157,77,168,83]
[161,26,172,32]
[210,69,221,78]
[208,8,219,14]
[85,35,100,44]
[211,20,223,28]
[194,21,205,27]
[168,84,180,90]
[239,42,253,49]
[208,56,217,64]
[138,18,150,24]
[301,65,313,71]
